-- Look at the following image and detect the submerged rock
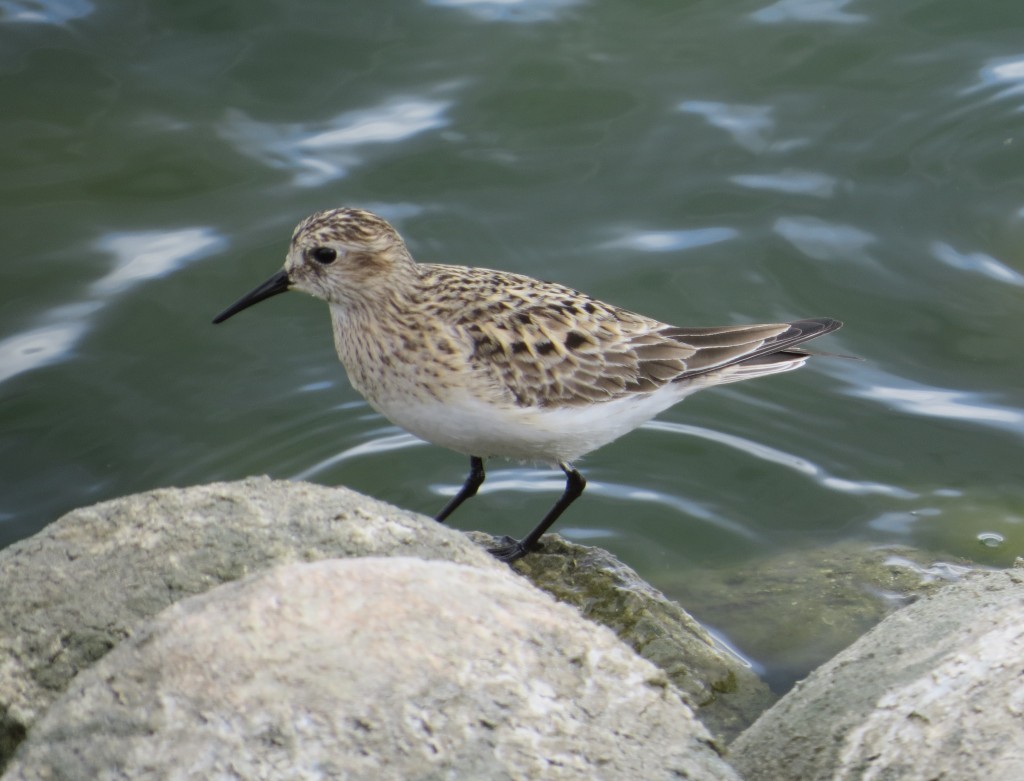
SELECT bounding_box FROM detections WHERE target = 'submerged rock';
[660,540,967,689]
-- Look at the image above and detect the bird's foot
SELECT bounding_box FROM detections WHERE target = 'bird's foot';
[486,535,539,563]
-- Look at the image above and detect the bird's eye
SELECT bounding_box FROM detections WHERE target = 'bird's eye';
[309,246,338,265]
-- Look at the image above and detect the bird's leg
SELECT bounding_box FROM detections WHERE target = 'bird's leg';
[435,456,485,523]
[488,462,586,563]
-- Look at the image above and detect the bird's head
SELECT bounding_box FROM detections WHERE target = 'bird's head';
[213,207,415,324]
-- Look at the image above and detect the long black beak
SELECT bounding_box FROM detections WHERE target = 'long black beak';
[212,269,291,324]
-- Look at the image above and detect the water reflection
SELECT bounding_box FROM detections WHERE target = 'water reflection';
[292,432,426,481]
[678,101,776,154]
[218,97,452,187]
[773,216,877,263]
[0,0,93,24]
[882,556,973,583]
[931,241,1024,287]
[603,227,738,253]
[0,318,90,386]
[0,227,224,386]
[867,509,938,534]
[94,228,226,295]
[425,0,581,23]
[731,170,838,198]
[850,367,1024,434]
[643,421,917,499]
[750,0,868,25]
[973,56,1024,100]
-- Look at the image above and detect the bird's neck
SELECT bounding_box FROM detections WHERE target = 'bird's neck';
[327,268,453,404]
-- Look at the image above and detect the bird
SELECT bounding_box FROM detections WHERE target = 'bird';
[213,207,842,563]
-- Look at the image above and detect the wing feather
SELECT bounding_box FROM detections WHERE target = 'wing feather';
[428,264,840,408]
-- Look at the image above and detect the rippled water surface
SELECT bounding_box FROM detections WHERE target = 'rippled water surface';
[4,0,1024,686]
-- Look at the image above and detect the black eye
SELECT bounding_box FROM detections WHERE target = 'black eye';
[309,246,337,264]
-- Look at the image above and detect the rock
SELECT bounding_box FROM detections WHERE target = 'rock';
[2,558,740,781]
[1,479,757,770]
[729,566,1024,781]
[0,477,497,768]
[470,532,775,742]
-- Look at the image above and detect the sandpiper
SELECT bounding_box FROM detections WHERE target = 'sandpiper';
[214,208,841,562]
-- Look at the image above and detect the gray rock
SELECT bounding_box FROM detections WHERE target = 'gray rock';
[729,566,1024,781]
[3,558,740,781]
[470,532,775,743]
[1,478,758,770]
[0,477,497,768]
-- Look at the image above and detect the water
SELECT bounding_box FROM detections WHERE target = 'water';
[3,0,1024,686]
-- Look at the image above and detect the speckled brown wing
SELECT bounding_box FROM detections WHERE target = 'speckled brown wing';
[460,302,679,408]
[425,264,839,409]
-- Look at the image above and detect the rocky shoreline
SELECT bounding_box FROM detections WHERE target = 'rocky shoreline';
[1,477,1020,779]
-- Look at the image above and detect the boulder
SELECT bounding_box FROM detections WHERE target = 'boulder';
[3,558,740,781]
[0,478,757,767]
[0,477,496,767]
[729,566,1024,781]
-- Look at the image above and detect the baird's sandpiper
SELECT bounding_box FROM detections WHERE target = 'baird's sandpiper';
[214,208,842,562]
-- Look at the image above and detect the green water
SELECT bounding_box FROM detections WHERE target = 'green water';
[3,0,1024,688]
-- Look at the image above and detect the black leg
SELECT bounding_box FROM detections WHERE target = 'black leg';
[435,456,485,523]
[488,462,586,563]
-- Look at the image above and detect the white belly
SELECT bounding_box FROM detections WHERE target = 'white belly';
[371,385,698,465]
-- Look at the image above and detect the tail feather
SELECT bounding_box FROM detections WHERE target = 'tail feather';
[671,317,843,383]
[707,351,810,385]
